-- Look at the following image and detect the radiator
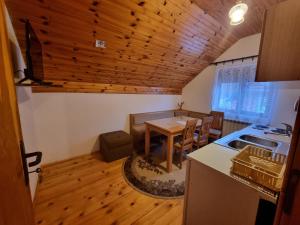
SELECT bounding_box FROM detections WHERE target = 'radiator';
[222,120,250,137]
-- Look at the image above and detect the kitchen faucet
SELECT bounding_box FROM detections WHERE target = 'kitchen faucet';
[282,123,293,137]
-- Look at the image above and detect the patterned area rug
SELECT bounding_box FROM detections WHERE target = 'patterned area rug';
[122,150,186,198]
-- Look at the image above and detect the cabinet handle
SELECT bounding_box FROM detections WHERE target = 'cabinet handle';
[26,151,42,167]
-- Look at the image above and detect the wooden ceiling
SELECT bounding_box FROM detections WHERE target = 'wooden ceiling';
[6,0,283,94]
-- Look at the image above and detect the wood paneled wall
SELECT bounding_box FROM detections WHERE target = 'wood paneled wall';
[5,0,282,94]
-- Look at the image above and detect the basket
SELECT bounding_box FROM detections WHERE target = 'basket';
[231,145,287,192]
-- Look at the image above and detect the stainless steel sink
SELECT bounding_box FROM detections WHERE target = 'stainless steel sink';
[227,140,272,151]
[227,140,256,149]
[239,135,279,148]
[214,128,289,155]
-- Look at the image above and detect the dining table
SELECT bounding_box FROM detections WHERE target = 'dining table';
[144,116,202,172]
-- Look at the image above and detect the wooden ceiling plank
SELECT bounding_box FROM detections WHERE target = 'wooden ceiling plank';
[41,48,205,75]
[32,81,182,95]
[5,0,281,92]
[10,17,216,70]
[7,0,232,71]
[44,68,192,85]
[44,62,197,81]
[9,0,234,53]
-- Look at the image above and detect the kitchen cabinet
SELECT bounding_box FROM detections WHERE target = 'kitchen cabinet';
[183,143,277,225]
[274,97,300,225]
[256,0,300,82]
[184,158,260,225]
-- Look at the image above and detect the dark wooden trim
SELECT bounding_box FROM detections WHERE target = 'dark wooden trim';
[32,81,182,95]
[255,9,268,82]
[274,100,300,224]
[210,55,258,66]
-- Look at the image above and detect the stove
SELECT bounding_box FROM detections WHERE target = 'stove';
[252,125,289,136]
[252,125,269,130]
[270,128,288,135]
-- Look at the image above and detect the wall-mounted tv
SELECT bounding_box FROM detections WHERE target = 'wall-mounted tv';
[17,20,51,86]
[24,20,44,82]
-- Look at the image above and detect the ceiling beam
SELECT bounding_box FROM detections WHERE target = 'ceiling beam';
[32,81,182,95]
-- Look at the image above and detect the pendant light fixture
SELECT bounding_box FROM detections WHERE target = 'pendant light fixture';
[229,1,248,26]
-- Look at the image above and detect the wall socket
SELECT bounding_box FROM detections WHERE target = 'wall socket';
[95,40,106,48]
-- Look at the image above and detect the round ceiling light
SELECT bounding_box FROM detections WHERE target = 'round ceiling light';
[229,1,248,26]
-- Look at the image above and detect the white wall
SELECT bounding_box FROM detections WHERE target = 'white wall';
[271,82,300,127]
[182,33,300,127]
[181,66,216,113]
[32,93,180,164]
[5,7,38,200]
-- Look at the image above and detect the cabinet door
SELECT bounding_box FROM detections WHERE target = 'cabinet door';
[274,98,300,225]
[256,0,300,82]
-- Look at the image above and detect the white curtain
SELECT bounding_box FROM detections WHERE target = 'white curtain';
[212,59,275,125]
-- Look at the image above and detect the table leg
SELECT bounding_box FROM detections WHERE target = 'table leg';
[145,125,150,156]
[167,134,174,172]
[162,140,166,161]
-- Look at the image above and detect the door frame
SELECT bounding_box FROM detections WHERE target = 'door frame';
[0,0,35,224]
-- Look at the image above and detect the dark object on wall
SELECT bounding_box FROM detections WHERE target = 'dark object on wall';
[210,55,258,65]
[177,101,184,110]
[100,131,133,162]
[16,20,56,87]
[24,20,44,81]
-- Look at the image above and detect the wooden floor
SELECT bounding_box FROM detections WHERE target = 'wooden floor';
[34,153,184,225]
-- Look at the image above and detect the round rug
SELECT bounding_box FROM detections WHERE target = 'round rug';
[122,151,186,198]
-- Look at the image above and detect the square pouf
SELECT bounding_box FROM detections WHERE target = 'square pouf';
[100,131,133,162]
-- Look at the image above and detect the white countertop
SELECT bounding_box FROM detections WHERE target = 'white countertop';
[188,143,278,202]
[187,125,292,203]
[188,143,237,176]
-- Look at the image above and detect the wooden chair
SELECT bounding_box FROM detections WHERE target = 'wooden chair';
[173,119,198,169]
[209,111,224,140]
[193,116,214,149]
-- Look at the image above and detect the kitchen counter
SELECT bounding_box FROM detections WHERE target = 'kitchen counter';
[183,126,291,225]
[214,125,291,155]
[187,125,291,203]
[188,143,277,203]
[188,143,236,176]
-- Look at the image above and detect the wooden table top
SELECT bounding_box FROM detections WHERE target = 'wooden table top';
[145,116,202,134]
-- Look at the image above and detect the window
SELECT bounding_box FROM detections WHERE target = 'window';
[212,60,275,124]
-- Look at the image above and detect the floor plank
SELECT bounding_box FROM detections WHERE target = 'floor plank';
[34,153,184,225]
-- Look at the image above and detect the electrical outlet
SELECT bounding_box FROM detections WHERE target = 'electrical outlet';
[95,40,106,48]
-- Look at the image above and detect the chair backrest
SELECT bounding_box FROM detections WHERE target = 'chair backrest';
[181,119,198,151]
[188,111,208,119]
[210,111,224,131]
[199,116,214,140]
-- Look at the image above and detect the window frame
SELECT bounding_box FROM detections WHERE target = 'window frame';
[211,61,275,124]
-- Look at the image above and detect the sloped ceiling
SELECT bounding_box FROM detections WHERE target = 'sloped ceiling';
[6,0,282,94]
